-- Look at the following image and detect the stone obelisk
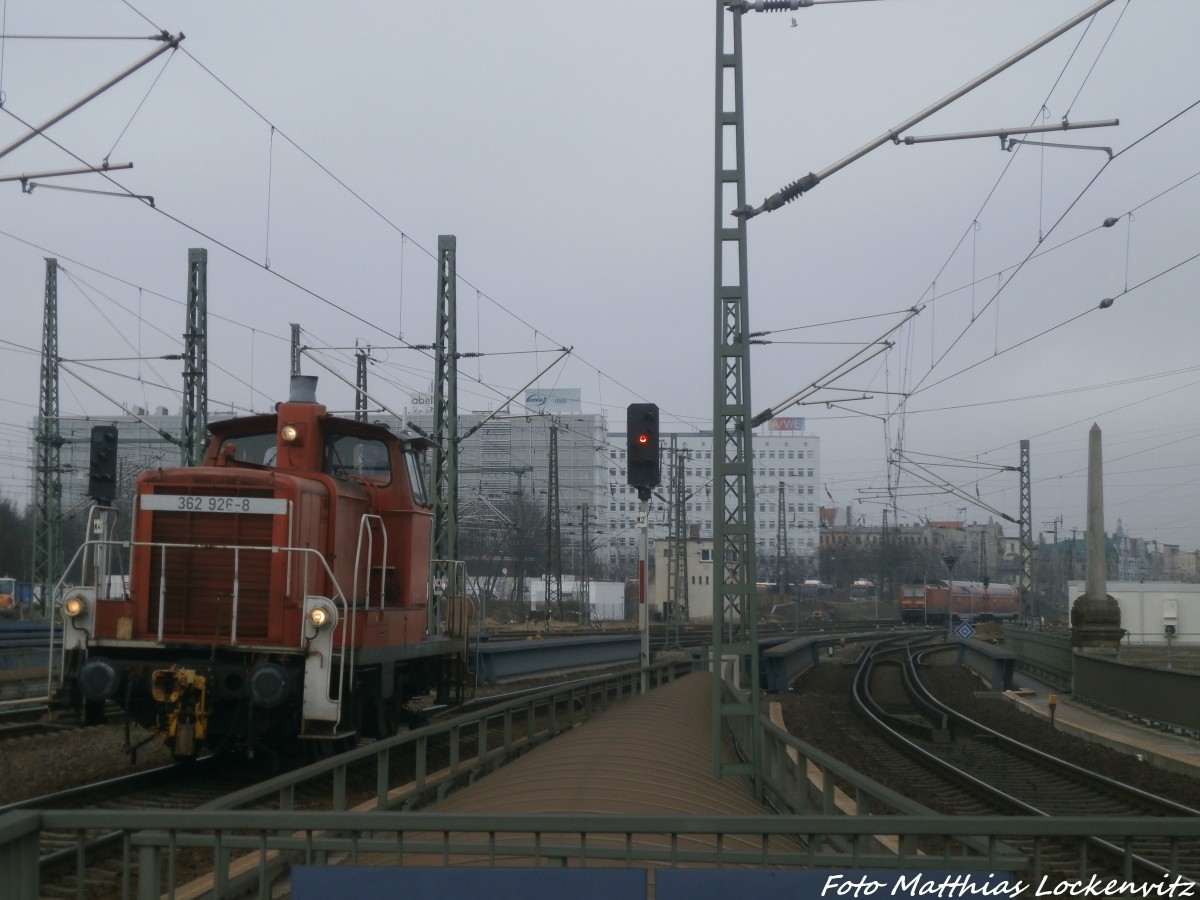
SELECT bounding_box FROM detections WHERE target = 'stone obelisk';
[1070,424,1124,648]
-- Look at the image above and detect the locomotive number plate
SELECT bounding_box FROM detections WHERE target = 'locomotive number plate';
[142,494,288,515]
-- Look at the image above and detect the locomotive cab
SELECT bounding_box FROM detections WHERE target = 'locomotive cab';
[59,378,461,758]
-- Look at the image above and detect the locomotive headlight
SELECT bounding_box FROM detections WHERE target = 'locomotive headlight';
[307,600,337,630]
[61,589,96,650]
[280,425,299,443]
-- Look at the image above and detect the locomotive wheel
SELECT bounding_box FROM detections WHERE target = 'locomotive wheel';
[82,698,108,726]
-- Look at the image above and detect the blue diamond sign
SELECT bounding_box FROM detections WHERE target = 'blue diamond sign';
[956,621,975,641]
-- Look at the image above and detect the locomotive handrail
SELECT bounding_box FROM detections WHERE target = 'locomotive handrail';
[72,535,354,732]
[352,514,388,612]
[57,536,352,644]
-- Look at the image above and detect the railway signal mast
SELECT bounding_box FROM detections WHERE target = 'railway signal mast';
[627,404,661,688]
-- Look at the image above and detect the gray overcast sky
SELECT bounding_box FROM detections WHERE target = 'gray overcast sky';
[0,0,1197,549]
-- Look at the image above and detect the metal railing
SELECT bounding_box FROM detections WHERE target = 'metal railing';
[1,660,692,900]
[7,658,1200,899]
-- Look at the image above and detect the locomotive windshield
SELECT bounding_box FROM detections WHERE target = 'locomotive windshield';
[324,434,392,484]
[217,432,278,466]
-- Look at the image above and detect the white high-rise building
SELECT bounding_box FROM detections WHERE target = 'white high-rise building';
[603,417,821,576]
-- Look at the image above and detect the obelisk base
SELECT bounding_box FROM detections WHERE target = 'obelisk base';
[1070,593,1124,649]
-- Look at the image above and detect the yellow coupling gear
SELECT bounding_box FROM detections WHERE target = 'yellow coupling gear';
[150,666,209,757]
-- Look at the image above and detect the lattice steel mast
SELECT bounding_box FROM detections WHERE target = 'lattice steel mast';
[776,480,787,601]
[711,0,762,794]
[290,323,303,377]
[33,258,62,616]
[354,348,369,422]
[579,504,592,626]
[431,236,460,585]
[666,438,689,650]
[1019,439,1034,621]
[180,248,207,466]
[544,423,562,621]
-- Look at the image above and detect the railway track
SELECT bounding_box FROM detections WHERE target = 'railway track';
[853,637,1200,878]
[1,757,274,899]
[10,666,658,898]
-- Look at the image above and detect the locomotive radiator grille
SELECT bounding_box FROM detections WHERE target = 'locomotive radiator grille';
[146,501,276,642]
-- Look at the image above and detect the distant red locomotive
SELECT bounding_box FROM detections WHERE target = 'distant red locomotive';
[898,580,1019,625]
[57,378,462,758]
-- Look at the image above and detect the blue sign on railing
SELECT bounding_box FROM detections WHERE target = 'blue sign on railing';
[659,870,1023,898]
[292,866,645,899]
[294,867,1022,899]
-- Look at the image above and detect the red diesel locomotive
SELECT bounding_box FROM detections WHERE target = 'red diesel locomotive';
[898,580,1020,625]
[57,377,463,758]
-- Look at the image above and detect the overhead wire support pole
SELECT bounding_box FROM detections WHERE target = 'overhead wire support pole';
[34,258,62,623]
[739,0,1121,218]
[290,324,302,377]
[354,348,369,422]
[180,249,208,466]
[1019,439,1035,624]
[665,437,687,651]
[431,235,460,627]
[712,0,762,797]
[579,504,591,627]
[0,32,183,162]
[545,422,562,625]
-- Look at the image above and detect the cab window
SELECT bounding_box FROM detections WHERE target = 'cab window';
[405,448,429,505]
[217,432,277,466]
[325,435,391,484]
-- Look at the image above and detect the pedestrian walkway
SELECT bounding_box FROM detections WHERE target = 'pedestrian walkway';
[1007,672,1200,779]
[432,669,771,817]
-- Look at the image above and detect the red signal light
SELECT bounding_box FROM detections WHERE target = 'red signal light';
[637,433,650,445]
